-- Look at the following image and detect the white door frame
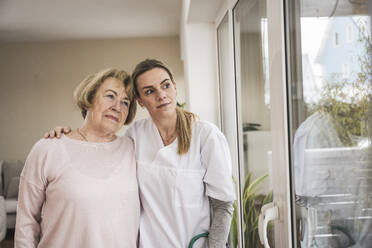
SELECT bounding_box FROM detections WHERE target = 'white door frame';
[267,0,293,246]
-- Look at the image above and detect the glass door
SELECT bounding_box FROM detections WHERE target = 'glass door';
[233,1,275,247]
[229,0,292,247]
[286,0,372,247]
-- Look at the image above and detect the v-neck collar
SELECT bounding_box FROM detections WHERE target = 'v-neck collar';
[149,118,178,149]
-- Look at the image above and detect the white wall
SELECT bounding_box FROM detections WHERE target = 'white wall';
[180,0,239,125]
[181,0,220,125]
[183,23,219,124]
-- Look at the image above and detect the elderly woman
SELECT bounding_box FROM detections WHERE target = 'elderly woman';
[46,59,235,248]
[15,68,139,248]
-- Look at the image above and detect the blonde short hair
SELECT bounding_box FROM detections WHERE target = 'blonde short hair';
[74,68,137,125]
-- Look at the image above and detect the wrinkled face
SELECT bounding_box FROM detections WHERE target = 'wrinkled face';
[86,77,130,134]
[136,67,177,119]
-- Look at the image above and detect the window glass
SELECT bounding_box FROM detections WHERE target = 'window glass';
[288,1,372,247]
[233,0,275,246]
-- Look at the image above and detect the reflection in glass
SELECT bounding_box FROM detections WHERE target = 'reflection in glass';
[289,0,371,247]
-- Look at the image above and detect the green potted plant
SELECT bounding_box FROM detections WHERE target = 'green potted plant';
[231,173,273,248]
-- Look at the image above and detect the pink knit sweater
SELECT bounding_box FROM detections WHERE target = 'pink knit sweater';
[15,135,140,248]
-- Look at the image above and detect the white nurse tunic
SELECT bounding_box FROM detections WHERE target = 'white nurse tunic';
[125,118,235,248]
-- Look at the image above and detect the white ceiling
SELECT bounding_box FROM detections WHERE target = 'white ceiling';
[0,0,182,42]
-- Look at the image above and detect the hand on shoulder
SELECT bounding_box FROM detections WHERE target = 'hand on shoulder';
[44,126,72,139]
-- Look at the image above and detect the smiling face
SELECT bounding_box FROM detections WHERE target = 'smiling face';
[136,67,177,120]
[85,77,130,134]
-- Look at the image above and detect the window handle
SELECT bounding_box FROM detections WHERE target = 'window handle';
[258,202,279,248]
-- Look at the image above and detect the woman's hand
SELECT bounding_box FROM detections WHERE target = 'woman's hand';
[44,126,72,139]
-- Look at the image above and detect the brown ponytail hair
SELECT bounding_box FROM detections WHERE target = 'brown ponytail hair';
[132,59,196,155]
[176,107,196,154]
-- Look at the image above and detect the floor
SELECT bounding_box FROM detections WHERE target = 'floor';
[0,229,14,248]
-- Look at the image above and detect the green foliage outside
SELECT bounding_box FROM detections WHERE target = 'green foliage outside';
[307,78,371,146]
[307,22,371,146]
